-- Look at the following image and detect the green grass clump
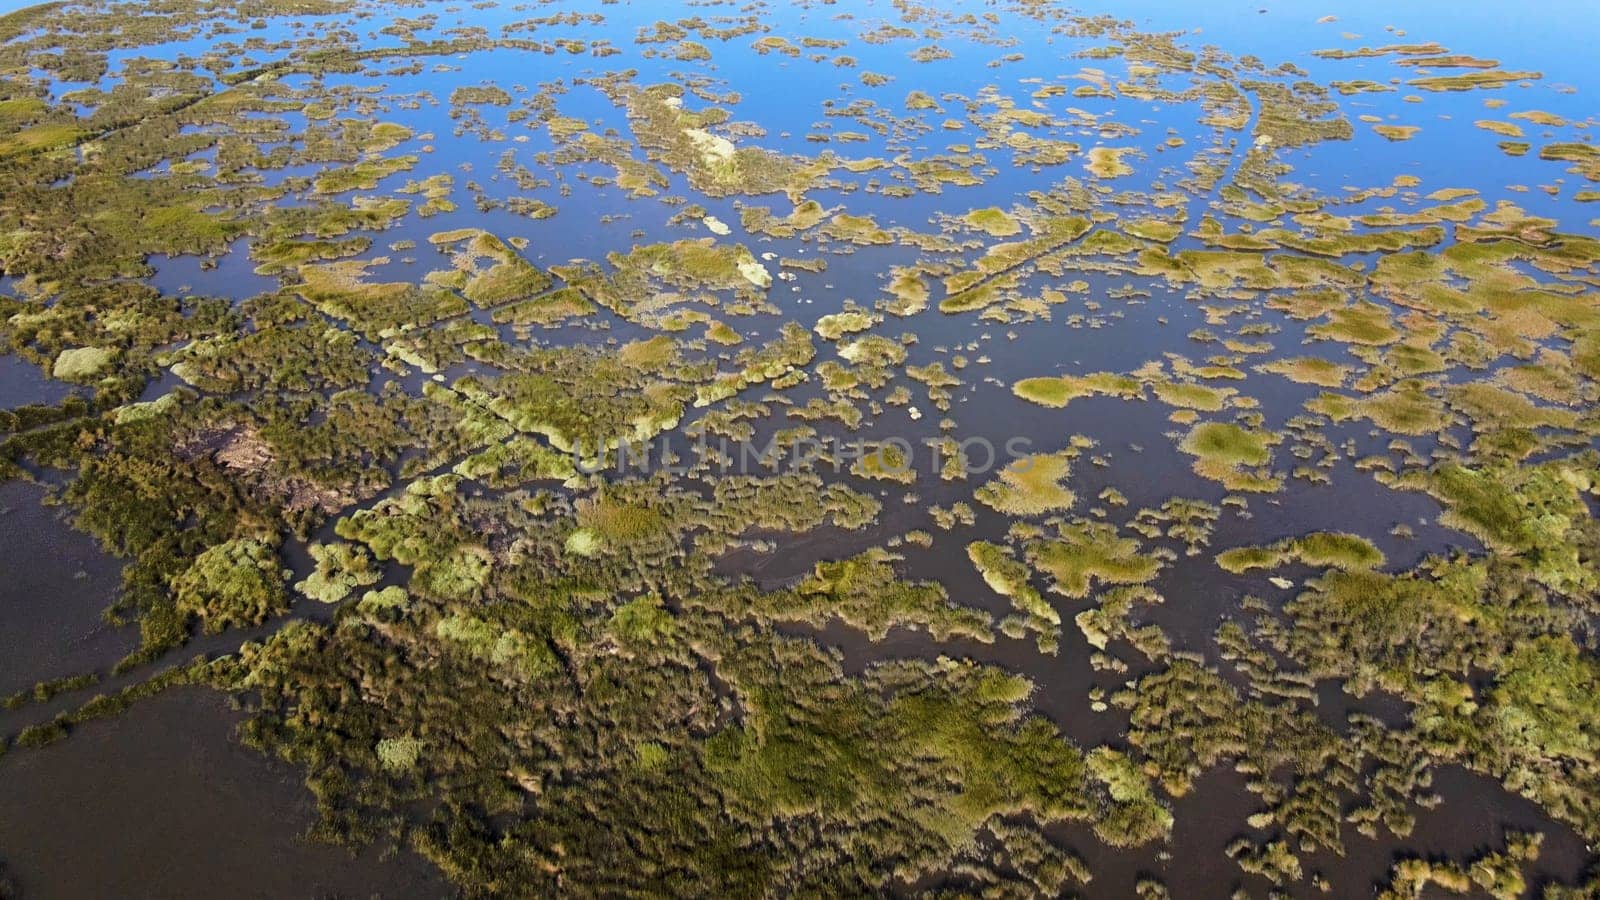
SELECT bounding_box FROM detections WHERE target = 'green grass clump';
[1257,356,1350,387]
[172,537,288,633]
[1409,461,1596,592]
[452,435,578,488]
[1013,377,1077,407]
[252,236,370,275]
[1488,636,1600,765]
[0,121,82,159]
[616,335,679,369]
[1293,532,1386,569]
[463,256,552,306]
[1540,142,1600,179]
[706,639,1092,843]
[813,309,876,340]
[740,199,827,237]
[1085,146,1135,177]
[297,261,467,339]
[1310,382,1453,436]
[1180,421,1272,467]
[564,528,601,557]
[1086,748,1174,847]
[375,736,424,772]
[968,541,1058,653]
[296,541,381,604]
[0,94,46,129]
[1407,70,1541,91]
[1124,218,1184,243]
[491,288,595,326]
[1179,422,1281,492]
[963,207,1022,236]
[821,213,894,245]
[975,452,1076,516]
[881,267,929,315]
[1026,521,1160,599]
[51,346,114,380]
[311,155,418,194]
[1151,381,1234,411]
[1372,124,1420,141]
[609,594,677,646]
[1217,532,1384,573]
[938,216,1091,311]
[699,549,991,643]
[577,495,669,547]
[1307,302,1401,346]
[449,85,512,106]
[1446,382,1578,433]
[852,442,916,484]
[431,230,555,307]
[1214,545,1281,573]
[613,239,772,295]
[435,614,557,679]
[1012,373,1142,408]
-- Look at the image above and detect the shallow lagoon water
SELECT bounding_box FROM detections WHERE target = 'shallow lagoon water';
[0,354,69,410]
[0,481,131,699]
[0,688,450,899]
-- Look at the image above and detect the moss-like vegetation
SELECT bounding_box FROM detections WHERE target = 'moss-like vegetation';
[812,309,876,341]
[718,548,993,643]
[1401,459,1597,592]
[1257,356,1350,387]
[172,536,289,633]
[1307,302,1401,346]
[975,452,1076,516]
[1309,381,1454,435]
[1217,532,1384,574]
[968,541,1058,652]
[1026,521,1161,599]
[1012,373,1142,408]
[963,207,1022,237]
[296,541,381,604]
[51,346,115,381]
[1179,422,1281,491]
[1085,146,1135,178]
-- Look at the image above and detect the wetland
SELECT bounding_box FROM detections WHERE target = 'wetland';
[1,0,1599,896]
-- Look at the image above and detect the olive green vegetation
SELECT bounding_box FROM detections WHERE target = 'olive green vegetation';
[1308,381,1454,435]
[962,206,1022,237]
[968,541,1060,653]
[974,452,1077,516]
[718,548,992,643]
[296,541,381,604]
[1179,421,1282,491]
[1012,372,1142,408]
[1399,459,1598,593]
[223,608,1165,895]
[1217,531,1385,574]
[0,0,1596,896]
[171,536,289,632]
[1026,520,1162,599]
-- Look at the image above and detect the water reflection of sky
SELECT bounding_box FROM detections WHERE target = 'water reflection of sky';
[1,0,1591,409]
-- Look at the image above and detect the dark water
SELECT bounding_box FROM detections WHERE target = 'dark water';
[1049,764,1593,899]
[0,355,68,410]
[0,479,445,897]
[0,481,132,699]
[0,687,450,900]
